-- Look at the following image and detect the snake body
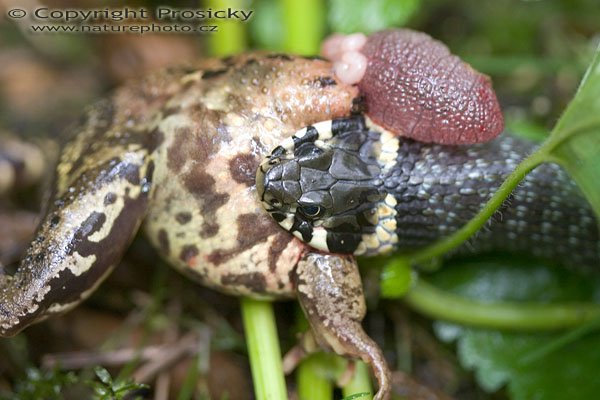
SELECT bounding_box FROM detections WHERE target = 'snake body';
[257,115,599,269]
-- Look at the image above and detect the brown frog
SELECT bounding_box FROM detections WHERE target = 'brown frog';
[0,53,392,398]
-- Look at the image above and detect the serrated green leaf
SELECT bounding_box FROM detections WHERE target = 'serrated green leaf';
[430,257,600,400]
[328,0,420,34]
[446,327,600,400]
[429,255,598,303]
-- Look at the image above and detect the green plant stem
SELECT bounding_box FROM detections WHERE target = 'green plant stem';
[241,298,287,400]
[296,352,374,399]
[403,278,600,331]
[206,0,247,56]
[297,354,333,400]
[281,0,325,54]
[342,361,373,399]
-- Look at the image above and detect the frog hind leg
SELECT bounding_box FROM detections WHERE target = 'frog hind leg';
[293,251,391,400]
[0,100,162,336]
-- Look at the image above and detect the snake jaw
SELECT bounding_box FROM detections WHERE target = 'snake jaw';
[291,226,329,252]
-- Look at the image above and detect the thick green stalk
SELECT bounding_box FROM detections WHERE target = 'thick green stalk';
[281,0,325,54]
[206,0,248,56]
[241,298,287,400]
[341,361,373,399]
[297,354,333,400]
[403,279,600,331]
[296,351,374,399]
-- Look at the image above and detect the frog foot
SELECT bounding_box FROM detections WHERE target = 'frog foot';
[293,251,392,400]
[281,334,357,387]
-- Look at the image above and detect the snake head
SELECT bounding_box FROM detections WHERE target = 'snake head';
[256,117,391,255]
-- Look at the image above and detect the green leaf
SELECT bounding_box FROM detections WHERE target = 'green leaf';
[438,326,600,400]
[428,256,598,303]
[429,257,600,400]
[94,386,109,397]
[327,0,420,34]
[544,47,600,219]
[93,367,113,386]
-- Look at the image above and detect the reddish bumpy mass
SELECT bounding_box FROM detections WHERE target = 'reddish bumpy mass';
[359,29,504,144]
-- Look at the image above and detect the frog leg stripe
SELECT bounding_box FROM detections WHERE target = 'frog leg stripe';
[0,142,157,336]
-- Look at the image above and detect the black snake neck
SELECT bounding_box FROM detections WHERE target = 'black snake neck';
[388,135,599,270]
[257,116,600,270]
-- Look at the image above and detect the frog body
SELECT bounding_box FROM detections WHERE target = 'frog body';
[1,53,392,398]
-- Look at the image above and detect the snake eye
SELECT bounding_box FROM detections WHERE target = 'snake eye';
[270,198,281,207]
[299,204,322,218]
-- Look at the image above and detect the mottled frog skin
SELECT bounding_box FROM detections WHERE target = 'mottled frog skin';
[0,53,392,398]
